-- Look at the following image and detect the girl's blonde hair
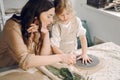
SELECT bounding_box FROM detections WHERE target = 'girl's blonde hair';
[54,0,74,15]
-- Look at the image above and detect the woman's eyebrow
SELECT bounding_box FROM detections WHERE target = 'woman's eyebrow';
[49,14,54,16]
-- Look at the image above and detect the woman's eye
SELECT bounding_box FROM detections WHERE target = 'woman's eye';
[48,16,50,18]
[48,14,54,18]
[48,16,53,19]
[66,13,70,15]
[48,15,50,18]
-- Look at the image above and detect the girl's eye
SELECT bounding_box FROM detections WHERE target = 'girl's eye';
[59,14,64,17]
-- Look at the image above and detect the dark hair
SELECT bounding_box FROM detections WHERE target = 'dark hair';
[54,0,63,15]
[20,0,54,54]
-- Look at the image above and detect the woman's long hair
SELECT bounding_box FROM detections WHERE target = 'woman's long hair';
[20,0,54,55]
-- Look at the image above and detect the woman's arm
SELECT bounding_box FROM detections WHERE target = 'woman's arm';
[5,22,76,70]
[20,53,76,70]
[28,24,51,55]
[4,24,61,69]
[40,32,51,55]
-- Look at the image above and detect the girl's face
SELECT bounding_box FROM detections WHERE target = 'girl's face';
[57,9,73,24]
[40,8,55,28]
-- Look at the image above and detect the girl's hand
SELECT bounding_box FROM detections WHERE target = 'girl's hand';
[27,24,39,33]
[59,54,76,65]
[77,54,92,64]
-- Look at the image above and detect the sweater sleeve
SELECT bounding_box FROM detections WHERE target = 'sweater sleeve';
[50,24,61,47]
[4,21,33,70]
[76,17,86,37]
[3,20,62,70]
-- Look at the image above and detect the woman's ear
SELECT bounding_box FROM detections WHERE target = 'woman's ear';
[34,17,39,25]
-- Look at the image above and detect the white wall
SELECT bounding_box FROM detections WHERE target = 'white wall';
[1,0,120,45]
[3,0,28,10]
[0,0,28,33]
[74,0,120,45]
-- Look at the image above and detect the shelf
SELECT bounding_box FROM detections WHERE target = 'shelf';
[84,5,120,20]
[99,9,120,18]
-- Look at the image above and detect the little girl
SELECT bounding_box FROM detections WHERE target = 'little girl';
[51,0,92,64]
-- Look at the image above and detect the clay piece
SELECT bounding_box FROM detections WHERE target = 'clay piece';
[76,54,100,68]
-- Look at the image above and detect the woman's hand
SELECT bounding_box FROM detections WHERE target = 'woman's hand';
[59,54,76,65]
[77,54,92,64]
[27,24,39,33]
[41,26,49,35]
[27,24,39,41]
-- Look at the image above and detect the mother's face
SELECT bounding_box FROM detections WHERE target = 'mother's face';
[40,8,55,28]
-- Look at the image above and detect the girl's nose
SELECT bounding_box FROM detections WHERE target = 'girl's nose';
[64,15,68,20]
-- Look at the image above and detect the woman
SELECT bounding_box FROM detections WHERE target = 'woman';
[0,0,76,70]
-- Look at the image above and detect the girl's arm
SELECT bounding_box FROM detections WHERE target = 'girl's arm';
[51,44,64,54]
[50,24,63,54]
[76,17,92,64]
[78,35,92,64]
[79,35,87,56]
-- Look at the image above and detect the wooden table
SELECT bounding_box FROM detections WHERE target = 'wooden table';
[84,42,120,80]
[0,42,120,80]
